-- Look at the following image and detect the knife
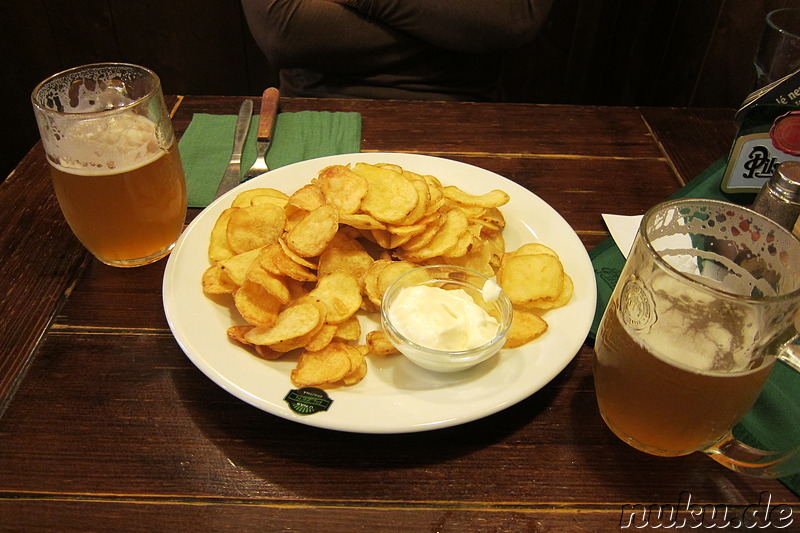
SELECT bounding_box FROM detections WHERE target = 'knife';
[242,88,280,182]
[213,99,253,200]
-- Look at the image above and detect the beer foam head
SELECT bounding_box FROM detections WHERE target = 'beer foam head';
[642,272,759,373]
[50,113,162,175]
[33,64,170,175]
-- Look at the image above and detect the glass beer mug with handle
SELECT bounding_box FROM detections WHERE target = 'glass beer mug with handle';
[594,198,800,477]
[31,63,187,267]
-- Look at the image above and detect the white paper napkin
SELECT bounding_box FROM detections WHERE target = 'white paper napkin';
[601,214,642,259]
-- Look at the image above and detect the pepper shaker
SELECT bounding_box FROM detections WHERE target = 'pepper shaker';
[751,161,800,234]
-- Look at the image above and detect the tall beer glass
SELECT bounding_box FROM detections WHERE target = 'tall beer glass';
[594,199,800,477]
[32,63,187,267]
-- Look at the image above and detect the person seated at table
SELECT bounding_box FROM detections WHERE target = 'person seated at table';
[241,0,553,101]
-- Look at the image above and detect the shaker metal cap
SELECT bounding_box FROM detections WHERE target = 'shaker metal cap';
[773,161,800,196]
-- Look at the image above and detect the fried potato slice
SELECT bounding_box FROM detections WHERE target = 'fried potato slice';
[288,183,326,212]
[286,203,339,257]
[399,213,444,252]
[316,165,368,215]
[444,186,510,208]
[258,242,317,283]
[291,342,354,387]
[227,325,254,345]
[341,343,368,385]
[505,309,548,348]
[255,344,284,360]
[376,261,417,301]
[244,301,324,346]
[208,208,237,262]
[522,273,573,310]
[278,238,318,269]
[226,203,287,254]
[317,232,374,281]
[363,259,394,308]
[502,242,559,265]
[353,162,419,223]
[393,171,429,226]
[305,323,338,352]
[367,330,399,356]
[246,262,292,304]
[202,264,237,294]
[232,188,289,208]
[399,207,469,262]
[309,271,363,324]
[218,247,263,287]
[333,316,362,341]
[497,254,565,306]
[234,280,282,328]
[338,213,387,231]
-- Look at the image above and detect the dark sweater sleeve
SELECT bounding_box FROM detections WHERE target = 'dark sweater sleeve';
[351,0,552,53]
[241,0,426,72]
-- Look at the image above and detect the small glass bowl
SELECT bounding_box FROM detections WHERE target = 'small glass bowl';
[380,265,512,373]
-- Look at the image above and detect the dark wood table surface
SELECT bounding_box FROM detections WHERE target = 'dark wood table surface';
[1,96,797,531]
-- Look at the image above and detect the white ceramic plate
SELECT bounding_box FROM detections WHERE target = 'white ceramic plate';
[163,153,596,433]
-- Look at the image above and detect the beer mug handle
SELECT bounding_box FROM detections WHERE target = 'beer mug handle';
[703,335,800,478]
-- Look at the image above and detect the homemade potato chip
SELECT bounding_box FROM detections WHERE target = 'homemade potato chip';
[227,325,254,345]
[226,203,287,255]
[288,183,326,212]
[232,188,289,209]
[399,207,468,262]
[317,233,374,281]
[244,302,324,346]
[208,208,237,262]
[202,264,237,294]
[524,273,573,310]
[505,309,548,348]
[218,247,263,287]
[234,280,282,328]
[333,316,362,341]
[305,323,338,352]
[291,342,355,387]
[316,165,368,215]
[258,242,317,283]
[497,253,565,306]
[353,162,419,223]
[246,262,292,304]
[309,271,362,324]
[286,203,339,257]
[366,330,399,356]
[443,186,510,208]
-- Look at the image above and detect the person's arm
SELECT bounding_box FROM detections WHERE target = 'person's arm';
[241,0,425,72]
[321,0,553,53]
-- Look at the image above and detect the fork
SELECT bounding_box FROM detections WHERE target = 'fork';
[242,87,280,181]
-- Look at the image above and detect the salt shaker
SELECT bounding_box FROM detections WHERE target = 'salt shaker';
[751,161,800,233]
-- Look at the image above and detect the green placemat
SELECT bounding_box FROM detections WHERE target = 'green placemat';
[589,158,800,493]
[179,111,362,208]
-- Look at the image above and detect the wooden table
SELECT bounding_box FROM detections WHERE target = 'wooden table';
[1,96,797,531]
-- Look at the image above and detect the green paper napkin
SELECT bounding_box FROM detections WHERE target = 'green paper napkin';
[589,157,800,493]
[179,111,362,207]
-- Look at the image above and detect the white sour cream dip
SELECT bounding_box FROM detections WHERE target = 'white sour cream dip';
[387,285,500,351]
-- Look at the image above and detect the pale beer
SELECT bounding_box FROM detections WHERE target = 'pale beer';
[594,297,774,456]
[49,141,186,265]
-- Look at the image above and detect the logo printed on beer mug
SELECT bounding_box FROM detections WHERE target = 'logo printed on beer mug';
[620,277,656,330]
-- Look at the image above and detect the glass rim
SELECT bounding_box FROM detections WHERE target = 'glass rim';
[31,62,162,116]
[639,198,800,303]
[767,8,800,40]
